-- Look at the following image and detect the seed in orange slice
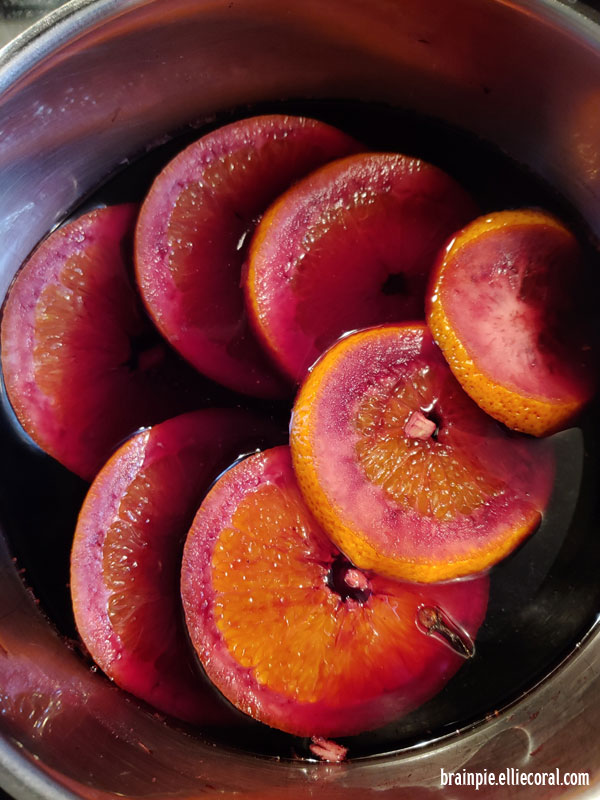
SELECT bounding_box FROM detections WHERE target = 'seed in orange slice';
[1,204,213,481]
[71,408,278,724]
[290,323,555,583]
[246,152,477,383]
[427,209,596,436]
[134,115,360,397]
[181,445,489,738]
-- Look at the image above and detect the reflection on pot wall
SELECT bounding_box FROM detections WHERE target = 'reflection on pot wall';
[0,1,599,798]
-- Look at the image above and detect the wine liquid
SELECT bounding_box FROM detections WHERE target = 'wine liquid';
[1,99,599,761]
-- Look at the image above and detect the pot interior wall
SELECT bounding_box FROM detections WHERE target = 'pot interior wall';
[0,1,599,798]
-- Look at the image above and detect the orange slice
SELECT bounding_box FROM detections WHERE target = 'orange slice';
[427,209,595,435]
[1,204,210,480]
[181,445,489,737]
[291,323,555,582]
[246,152,476,382]
[71,409,277,724]
[135,114,359,397]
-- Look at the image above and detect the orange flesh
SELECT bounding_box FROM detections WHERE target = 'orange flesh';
[102,455,190,659]
[167,180,246,332]
[5,204,226,479]
[355,369,501,521]
[34,245,136,405]
[211,482,420,705]
[183,446,491,735]
[135,115,361,397]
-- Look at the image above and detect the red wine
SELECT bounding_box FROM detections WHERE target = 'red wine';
[1,98,598,761]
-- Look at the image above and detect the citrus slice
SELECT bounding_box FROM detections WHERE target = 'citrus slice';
[71,408,277,724]
[427,209,595,436]
[1,204,210,480]
[134,115,360,397]
[246,152,477,382]
[181,445,489,738]
[290,324,555,582]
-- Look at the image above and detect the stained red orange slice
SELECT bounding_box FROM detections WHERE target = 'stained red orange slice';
[181,445,489,738]
[427,209,595,436]
[1,204,209,480]
[71,409,277,724]
[246,152,477,382]
[290,324,555,582]
[135,115,360,397]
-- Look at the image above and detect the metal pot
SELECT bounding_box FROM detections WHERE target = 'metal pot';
[0,1,599,797]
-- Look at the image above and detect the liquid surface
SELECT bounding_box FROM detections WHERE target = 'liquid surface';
[1,99,599,761]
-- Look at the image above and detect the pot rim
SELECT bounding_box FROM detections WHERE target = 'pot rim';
[1,1,600,798]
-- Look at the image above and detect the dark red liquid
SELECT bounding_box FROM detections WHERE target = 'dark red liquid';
[1,99,599,760]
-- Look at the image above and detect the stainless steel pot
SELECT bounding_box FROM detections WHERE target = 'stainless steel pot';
[1,1,599,797]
